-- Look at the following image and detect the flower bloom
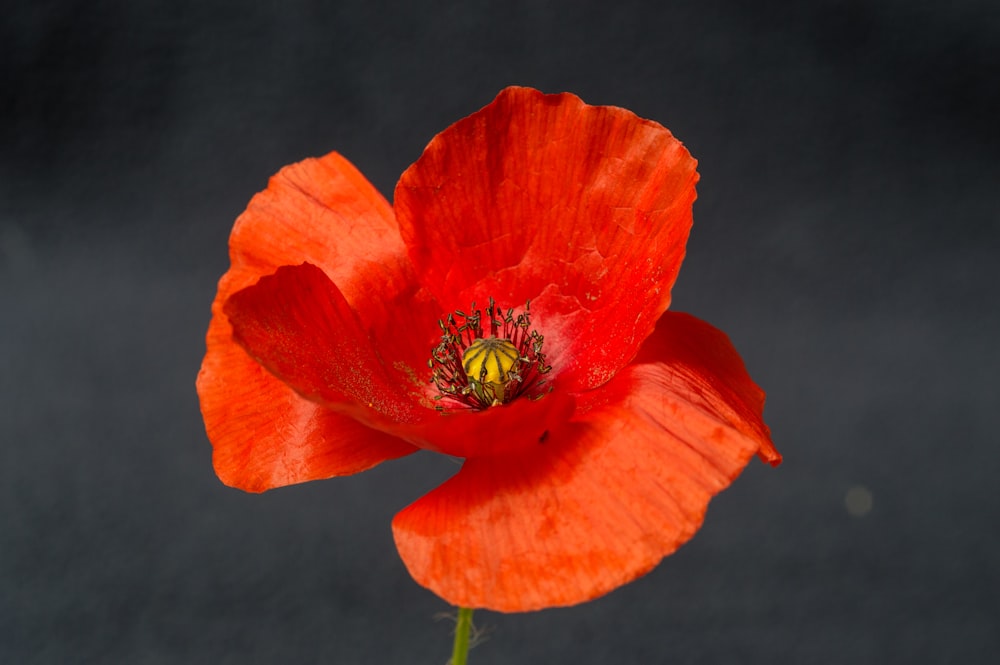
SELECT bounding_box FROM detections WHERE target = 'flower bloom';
[196,86,781,612]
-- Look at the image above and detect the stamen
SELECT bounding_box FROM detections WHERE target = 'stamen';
[429,298,551,411]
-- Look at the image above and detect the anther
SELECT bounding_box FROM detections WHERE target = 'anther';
[429,298,551,411]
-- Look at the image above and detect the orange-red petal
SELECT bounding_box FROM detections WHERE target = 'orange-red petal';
[198,307,416,493]
[391,311,778,611]
[224,263,431,428]
[197,153,423,491]
[225,151,407,305]
[224,153,443,375]
[632,312,781,466]
[394,87,699,392]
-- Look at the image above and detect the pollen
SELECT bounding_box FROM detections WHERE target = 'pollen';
[429,298,551,411]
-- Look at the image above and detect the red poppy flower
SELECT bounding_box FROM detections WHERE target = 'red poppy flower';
[196,86,781,613]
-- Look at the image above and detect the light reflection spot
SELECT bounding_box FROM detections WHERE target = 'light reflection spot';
[845,485,873,517]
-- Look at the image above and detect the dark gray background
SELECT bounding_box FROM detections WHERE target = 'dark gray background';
[2,1,997,663]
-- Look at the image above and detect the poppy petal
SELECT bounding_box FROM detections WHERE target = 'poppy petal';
[391,311,777,611]
[394,87,698,392]
[224,262,431,428]
[226,151,406,304]
[198,311,416,492]
[197,153,424,491]
[632,311,781,466]
[221,151,437,398]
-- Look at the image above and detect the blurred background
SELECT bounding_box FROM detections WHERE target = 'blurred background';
[2,1,997,663]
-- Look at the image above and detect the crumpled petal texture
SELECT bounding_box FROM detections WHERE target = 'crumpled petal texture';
[197,86,779,610]
[395,87,698,392]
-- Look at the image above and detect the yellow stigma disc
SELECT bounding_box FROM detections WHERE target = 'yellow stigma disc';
[462,337,520,402]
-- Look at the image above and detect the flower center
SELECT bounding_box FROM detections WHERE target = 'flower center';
[429,298,551,410]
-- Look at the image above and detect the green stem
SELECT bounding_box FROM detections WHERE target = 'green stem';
[450,607,474,665]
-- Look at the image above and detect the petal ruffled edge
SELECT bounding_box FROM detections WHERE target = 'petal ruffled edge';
[394,86,699,393]
[392,312,778,611]
[226,151,406,305]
